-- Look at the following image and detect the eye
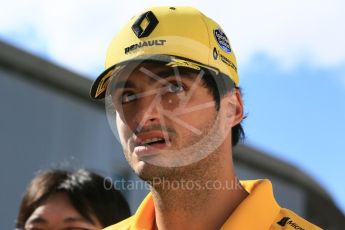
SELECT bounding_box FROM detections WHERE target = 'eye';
[165,82,185,93]
[121,91,137,104]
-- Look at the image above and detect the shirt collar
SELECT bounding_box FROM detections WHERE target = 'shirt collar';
[131,179,280,230]
[221,179,281,229]
[132,192,155,230]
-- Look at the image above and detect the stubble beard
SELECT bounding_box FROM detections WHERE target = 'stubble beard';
[123,110,227,189]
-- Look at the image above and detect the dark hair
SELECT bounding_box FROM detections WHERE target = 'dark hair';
[16,169,130,229]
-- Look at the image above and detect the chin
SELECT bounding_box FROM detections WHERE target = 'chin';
[134,161,161,181]
[132,161,172,184]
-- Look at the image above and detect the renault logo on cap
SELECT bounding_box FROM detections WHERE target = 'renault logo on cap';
[132,11,159,38]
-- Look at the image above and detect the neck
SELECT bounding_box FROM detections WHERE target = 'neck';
[150,149,248,230]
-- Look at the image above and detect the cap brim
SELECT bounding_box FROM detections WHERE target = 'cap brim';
[90,55,221,100]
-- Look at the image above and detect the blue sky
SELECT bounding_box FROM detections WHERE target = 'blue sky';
[1,0,344,214]
[241,55,345,210]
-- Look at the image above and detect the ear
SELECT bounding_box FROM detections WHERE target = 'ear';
[223,89,244,128]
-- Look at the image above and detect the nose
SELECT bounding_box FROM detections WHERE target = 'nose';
[132,94,162,131]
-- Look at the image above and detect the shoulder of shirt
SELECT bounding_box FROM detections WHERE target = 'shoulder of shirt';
[103,209,323,230]
[103,216,135,230]
[271,208,323,230]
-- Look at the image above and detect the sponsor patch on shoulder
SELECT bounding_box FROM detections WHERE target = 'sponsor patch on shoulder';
[213,28,231,53]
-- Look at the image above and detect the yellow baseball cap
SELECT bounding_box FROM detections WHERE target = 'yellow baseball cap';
[90,6,239,100]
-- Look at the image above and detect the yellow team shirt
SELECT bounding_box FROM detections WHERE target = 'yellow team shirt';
[105,179,322,230]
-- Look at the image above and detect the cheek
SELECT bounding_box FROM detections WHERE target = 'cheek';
[116,114,131,143]
[160,94,184,111]
[168,111,208,138]
[172,93,215,120]
[116,104,133,124]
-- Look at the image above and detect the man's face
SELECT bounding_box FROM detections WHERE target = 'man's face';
[107,62,231,177]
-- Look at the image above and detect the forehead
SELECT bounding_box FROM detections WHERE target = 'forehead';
[25,192,100,227]
[28,193,81,216]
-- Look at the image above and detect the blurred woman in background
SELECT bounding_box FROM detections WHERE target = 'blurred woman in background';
[16,169,130,230]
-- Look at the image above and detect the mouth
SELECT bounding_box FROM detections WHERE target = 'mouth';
[133,133,171,156]
[139,137,167,146]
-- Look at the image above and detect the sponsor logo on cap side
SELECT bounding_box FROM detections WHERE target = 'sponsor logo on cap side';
[213,28,231,53]
[213,47,237,73]
[213,47,218,60]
